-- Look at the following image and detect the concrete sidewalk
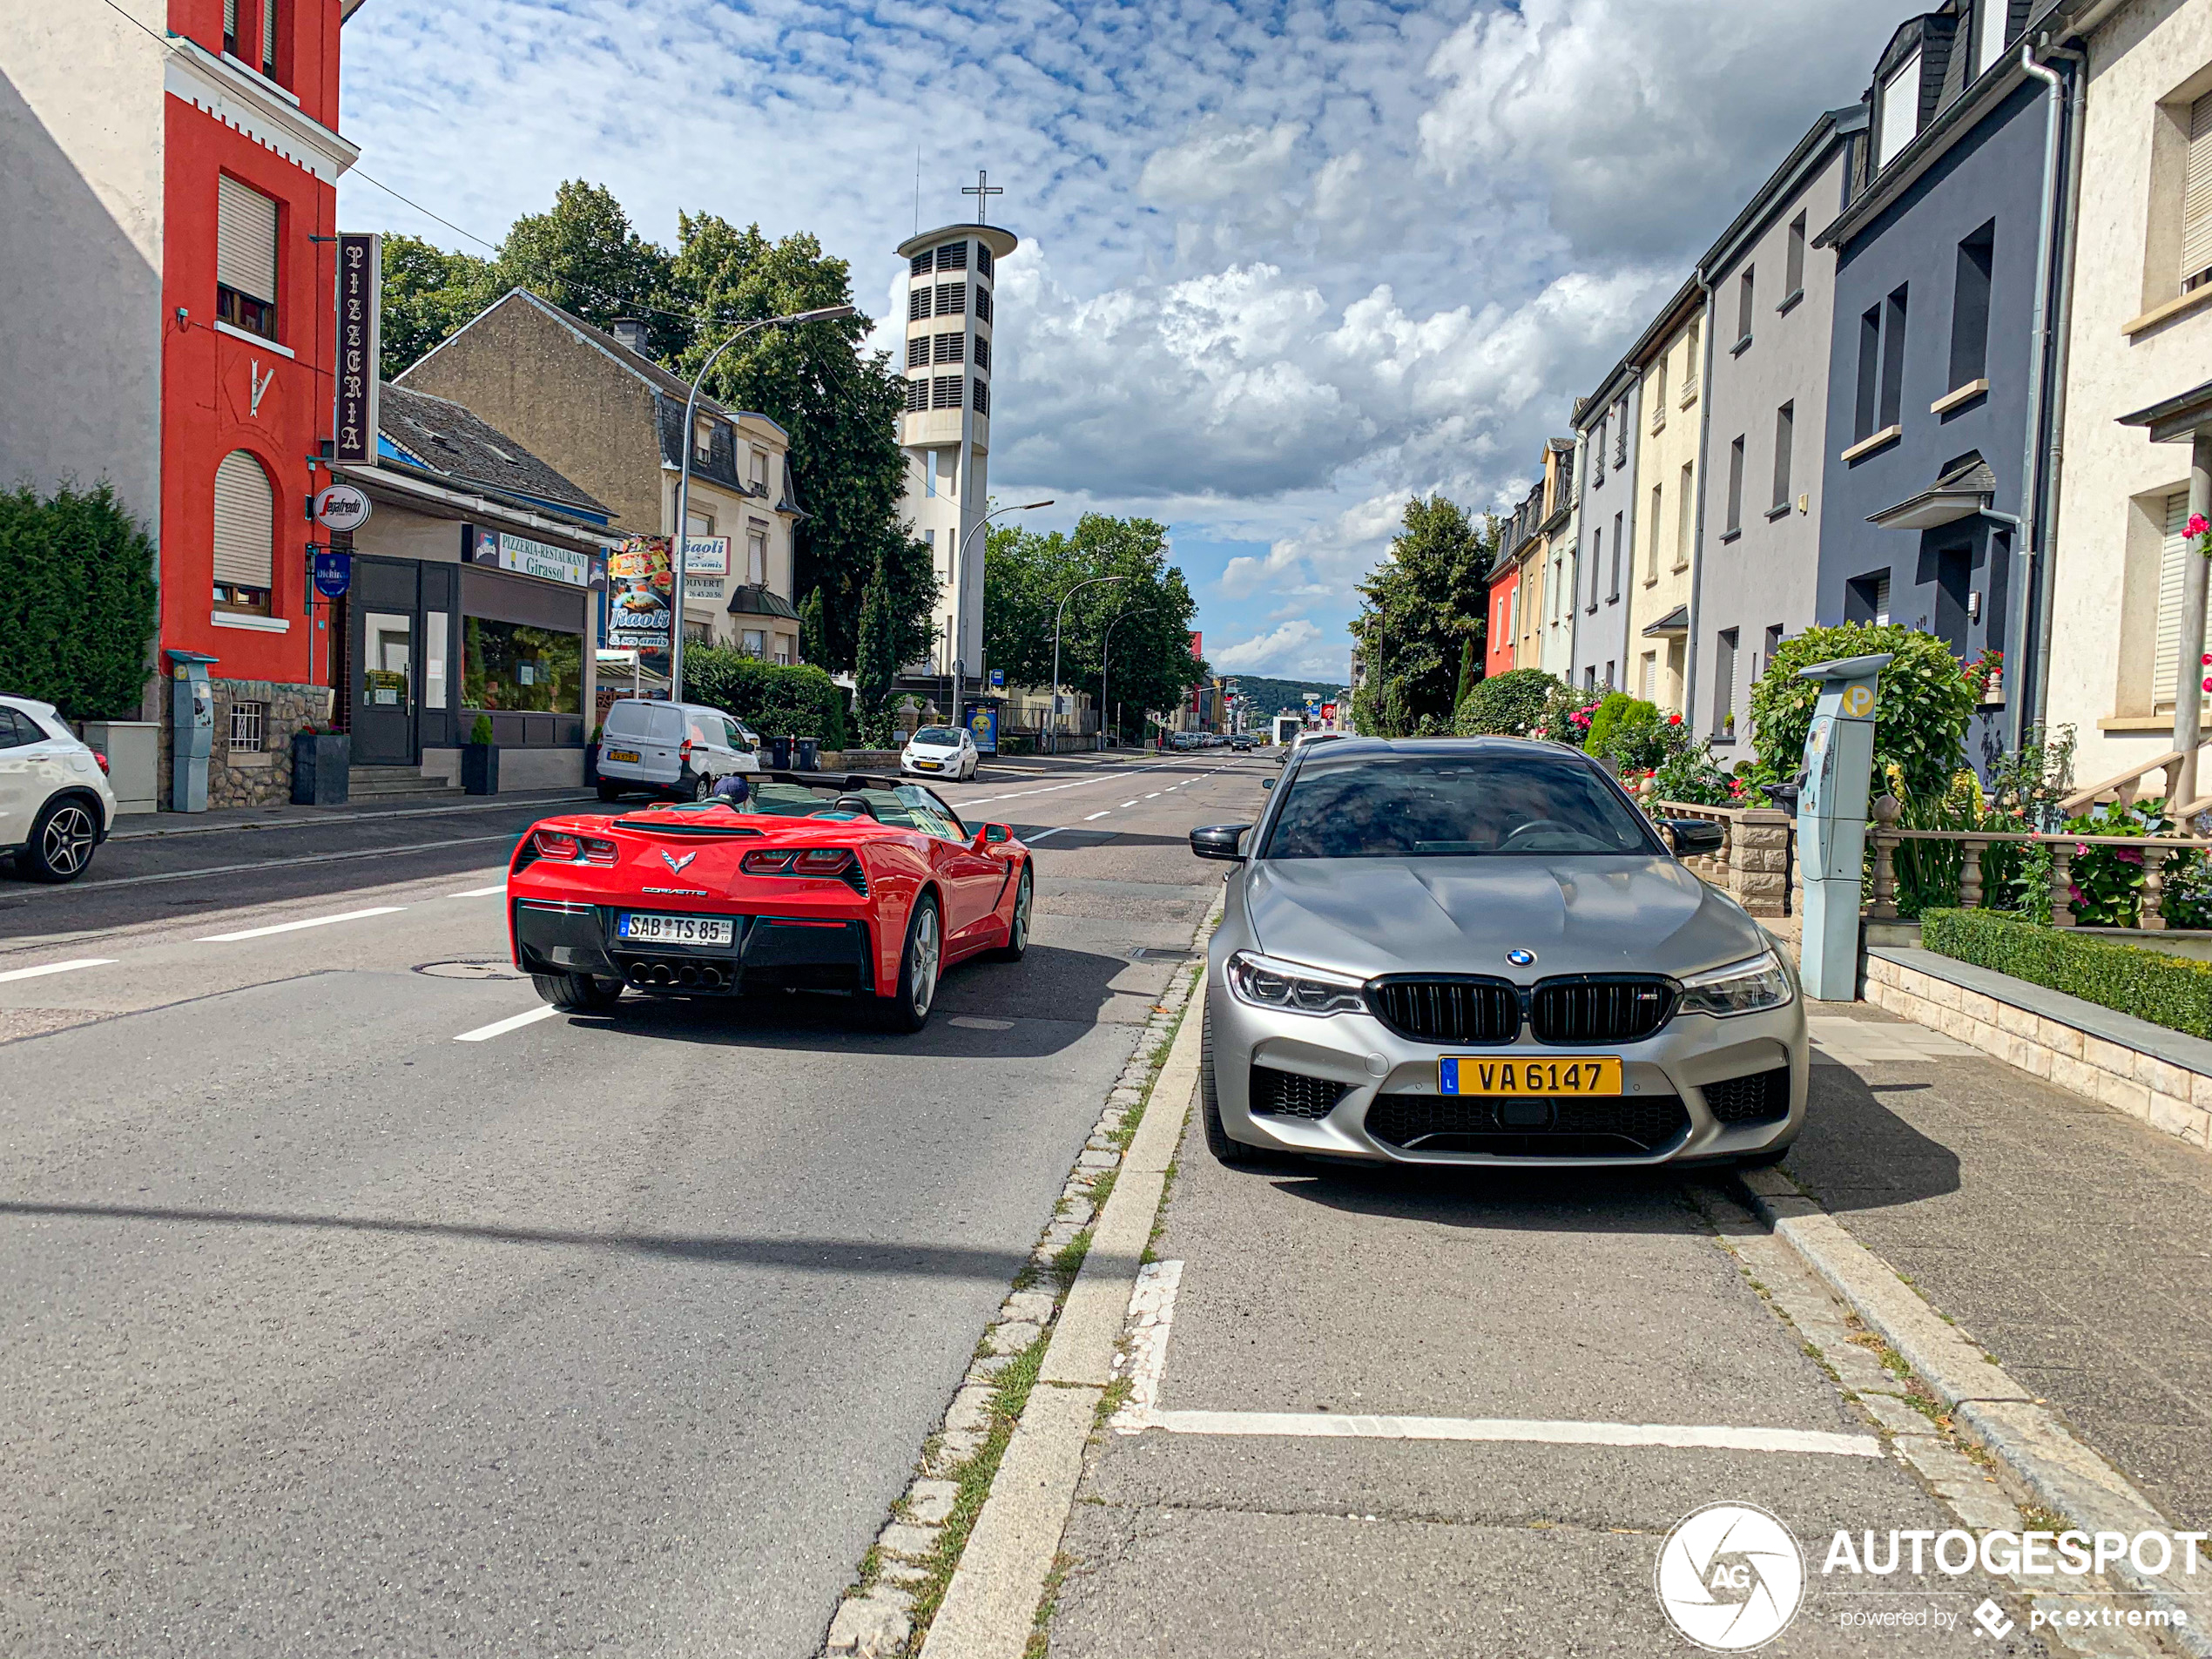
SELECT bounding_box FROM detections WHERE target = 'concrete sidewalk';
[1789,1001,2212,1533]
[106,787,595,840]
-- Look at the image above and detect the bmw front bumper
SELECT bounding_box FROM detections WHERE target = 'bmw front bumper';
[1203,974,1808,1168]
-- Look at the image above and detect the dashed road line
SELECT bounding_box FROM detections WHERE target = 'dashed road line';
[448,885,507,898]
[455,1004,561,1042]
[0,957,115,985]
[1083,811,1111,821]
[196,906,407,943]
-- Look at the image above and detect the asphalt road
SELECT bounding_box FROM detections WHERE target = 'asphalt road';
[0,749,1267,1656]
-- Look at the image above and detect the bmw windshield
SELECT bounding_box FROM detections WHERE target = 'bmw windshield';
[1260,750,1661,859]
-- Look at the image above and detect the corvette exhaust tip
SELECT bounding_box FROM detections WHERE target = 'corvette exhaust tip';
[651,964,675,986]
[626,964,648,985]
[678,965,700,986]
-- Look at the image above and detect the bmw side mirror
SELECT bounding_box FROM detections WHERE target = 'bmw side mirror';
[1261,778,1274,789]
[1190,824,1251,861]
[1665,818,1726,857]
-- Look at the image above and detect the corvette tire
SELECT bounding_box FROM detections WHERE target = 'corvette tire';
[533,972,624,1012]
[877,893,942,1032]
[992,864,1033,961]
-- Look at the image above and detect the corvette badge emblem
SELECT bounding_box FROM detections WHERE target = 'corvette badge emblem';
[659,850,699,876]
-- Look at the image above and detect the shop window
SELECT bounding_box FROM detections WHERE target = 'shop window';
[212,449,273,614]
[462,618,581,713]
[216,176,279,341]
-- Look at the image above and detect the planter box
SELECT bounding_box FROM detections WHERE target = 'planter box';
[462,743,500,796]
[290,732,352,806]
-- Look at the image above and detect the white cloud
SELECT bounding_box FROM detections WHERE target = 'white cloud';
[1214,618,1344,678]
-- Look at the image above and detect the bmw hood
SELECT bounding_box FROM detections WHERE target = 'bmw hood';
[1242,856,1767,981]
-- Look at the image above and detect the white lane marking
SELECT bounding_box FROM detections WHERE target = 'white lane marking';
[1120,799,1139,807]
[1083,811,1111,821]
[1024,827,1066,840]
[1136,1410,1882,1457]
[0,957,115,984]
[1109,1260,1183,1433]
[448,885,507,898]
[1144,792,1162,799]
[196,906,406,942]
[961,760,1174,808]
[59,832,523,894]
[455,1004,561,1042]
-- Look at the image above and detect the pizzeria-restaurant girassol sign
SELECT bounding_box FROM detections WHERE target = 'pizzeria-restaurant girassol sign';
[470,526,592,587]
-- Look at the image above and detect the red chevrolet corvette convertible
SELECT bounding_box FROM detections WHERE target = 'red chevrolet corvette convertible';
[507,772,1033,1030]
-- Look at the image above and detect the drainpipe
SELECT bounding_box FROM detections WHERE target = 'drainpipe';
[2028,39,2087,744]
[2006,44,2067,753]
[1682,269,1717,729]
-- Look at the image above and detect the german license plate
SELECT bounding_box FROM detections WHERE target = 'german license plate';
[607,748,641,764]
[617,912,734,947]
[1440,1055,1622,1096]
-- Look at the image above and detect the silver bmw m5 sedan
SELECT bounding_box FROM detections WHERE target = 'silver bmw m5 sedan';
[1189,736,1808,1170]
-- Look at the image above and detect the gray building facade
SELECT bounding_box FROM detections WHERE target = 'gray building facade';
[1813,1,2086,765]
[1570,364,1642,694]
[1691,107,1865,765]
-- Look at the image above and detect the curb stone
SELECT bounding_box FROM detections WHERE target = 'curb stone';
[819,894,1221,1659]
[1737,1169,2212,1658]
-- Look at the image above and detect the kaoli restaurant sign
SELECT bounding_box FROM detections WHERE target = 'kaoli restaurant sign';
[470,526,591,587]
[606,536,674,648]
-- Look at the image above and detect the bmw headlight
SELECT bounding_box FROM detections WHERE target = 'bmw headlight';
[1224,950,1366,1016]
[1676,950,1794,1018]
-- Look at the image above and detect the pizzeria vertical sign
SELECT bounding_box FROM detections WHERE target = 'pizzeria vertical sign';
[334,233,381,464]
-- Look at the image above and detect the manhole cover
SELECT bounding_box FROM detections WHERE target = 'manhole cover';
[1130,948,1193,963]
[415,958,527,980]
[951,1015,1015,1030]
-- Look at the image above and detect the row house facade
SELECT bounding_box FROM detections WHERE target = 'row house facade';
[1569,363,1642,696]
[1624,292,1706,714]
[3,0,364,806]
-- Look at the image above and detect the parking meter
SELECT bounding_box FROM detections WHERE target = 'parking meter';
[1794,653,1891,1001]
[167,649,219,813]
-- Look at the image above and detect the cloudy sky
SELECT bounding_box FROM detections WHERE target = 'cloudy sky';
[338,0,1909,684]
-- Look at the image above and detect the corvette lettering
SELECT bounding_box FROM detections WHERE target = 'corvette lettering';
[641,887,708,896]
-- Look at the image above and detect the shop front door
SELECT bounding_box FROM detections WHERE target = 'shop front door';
[351,557,421,765]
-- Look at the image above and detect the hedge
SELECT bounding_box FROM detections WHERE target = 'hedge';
[1919,907,2212,1042]
[0,483,158,719]
[678,650,847,748]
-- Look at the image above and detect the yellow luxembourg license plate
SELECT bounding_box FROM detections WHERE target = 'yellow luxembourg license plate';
[607,748,641,763]
[1440,1055,1622,1096]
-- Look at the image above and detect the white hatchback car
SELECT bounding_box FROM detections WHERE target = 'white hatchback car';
[0,694,118,882]
[597,698,761,802]
[901,725,979,781]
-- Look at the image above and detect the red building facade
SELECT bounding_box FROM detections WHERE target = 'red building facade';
[159,0,356,803]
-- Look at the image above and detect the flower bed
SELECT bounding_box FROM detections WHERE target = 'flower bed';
[1921,907,2212,1042]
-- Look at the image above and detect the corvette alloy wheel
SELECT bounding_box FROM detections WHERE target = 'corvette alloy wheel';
[910,900,940,1018]
[995,865,1032,960]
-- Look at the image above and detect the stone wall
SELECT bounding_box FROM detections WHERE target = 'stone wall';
[156,679,333,810]
[1652,802,1792,917]
[1865,953,2212,1151]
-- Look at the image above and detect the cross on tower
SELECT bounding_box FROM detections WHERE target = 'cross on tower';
[961,169,1003,225]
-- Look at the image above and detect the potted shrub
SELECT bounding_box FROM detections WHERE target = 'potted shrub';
[290,723,351,806]
[462,712,499,795]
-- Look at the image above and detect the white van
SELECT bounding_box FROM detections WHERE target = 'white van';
[597,698,760,802]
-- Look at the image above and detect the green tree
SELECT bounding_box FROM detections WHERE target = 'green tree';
[798,587,827,666]
[376,233,492,381]
[853,570,902,744]
[1350,497,1496,736]
[488,180,683,357]
[0,484,158,719]
[982,514,1205,736]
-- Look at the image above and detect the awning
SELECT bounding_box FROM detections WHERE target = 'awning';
[1867,452,1996,530]
[1642,604,1689,637]
[2121,375,2212,444]
[725,583,801,621]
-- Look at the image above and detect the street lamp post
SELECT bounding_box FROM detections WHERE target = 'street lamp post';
[1049,574,1128,752]
[1099,606,1154,749]
[668,304,855,705]
[949,497,1052,727]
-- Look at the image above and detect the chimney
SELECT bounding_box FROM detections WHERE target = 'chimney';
[610,319,648,355]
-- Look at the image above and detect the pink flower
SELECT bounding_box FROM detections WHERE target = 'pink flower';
[1667,713,1682,725]
[2191,513,2210,538]
[2117,847,2143,866]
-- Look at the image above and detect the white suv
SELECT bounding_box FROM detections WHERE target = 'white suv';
[0,695,117,882]
[597,698,760,802]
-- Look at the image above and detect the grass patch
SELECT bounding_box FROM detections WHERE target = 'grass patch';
[1049,1228,1093,1291]
[1024,1550,1076,1659]
[1085,1168,1117,1210]
[1096,1372,1134,1426]
[903,1332,1051,1652]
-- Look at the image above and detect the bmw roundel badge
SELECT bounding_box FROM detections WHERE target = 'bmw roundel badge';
[1506,948,1537,968]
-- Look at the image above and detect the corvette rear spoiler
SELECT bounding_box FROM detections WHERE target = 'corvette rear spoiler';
[758,770,900,791]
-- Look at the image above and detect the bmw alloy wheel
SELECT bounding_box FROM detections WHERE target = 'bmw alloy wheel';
[38,804,97,877]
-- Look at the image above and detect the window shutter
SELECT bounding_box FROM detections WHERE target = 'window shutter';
[212,451,274,588]
[2182,92,2212,287]
[224,0,237,41]
[217,176,278,303]
[261,0,276,72]
[2155,491,2204,707]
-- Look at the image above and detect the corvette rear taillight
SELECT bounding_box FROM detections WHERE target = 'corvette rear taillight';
[740,847,854,879]
[532,828,617,866]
